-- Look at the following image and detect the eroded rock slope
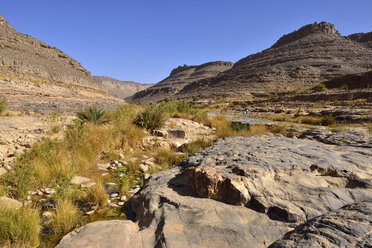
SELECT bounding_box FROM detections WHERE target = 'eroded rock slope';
[129,61,233,102]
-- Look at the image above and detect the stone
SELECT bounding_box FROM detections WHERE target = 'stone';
[56,220,142,248]
[42,188,56,195]
[110,193,119,198]
[269,201,372,248]
[85,210,95,215]
[80,182,96,188]
[120,196,127,201]
[42,211,54,218]
[167,127,186,139]
[71,176,91,185]
[0,196,22,210]
[0,167,7,176]
[109,203,119,208]
[138,164,148,173]
[118,202,125,206]
[143,173,151,180]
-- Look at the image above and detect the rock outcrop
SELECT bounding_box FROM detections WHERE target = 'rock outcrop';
[269,201,372,248]
[128,61,233,102]
[93,76,152,99]
[57,134,372,247]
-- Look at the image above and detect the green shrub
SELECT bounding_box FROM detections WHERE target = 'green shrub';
[321,115,335,126]
[0,94,7,115]
[133,106,164,132]
[0,206,40,247]
[179,138,213,155]
[158,101,196,116]
[77,105,109,125]
[8,158,35,199]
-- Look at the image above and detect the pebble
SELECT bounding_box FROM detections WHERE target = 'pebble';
[80,182,96,188]
[118,201,125,206]
[110,193,119,198]
[106,182,117,186]
[109,203,119,208]
[86,210,95,215]
[139,164,149,173]
[143,174,151,180]
[101,173,109,176]
[120,195,127,201]
[42,211,53,218]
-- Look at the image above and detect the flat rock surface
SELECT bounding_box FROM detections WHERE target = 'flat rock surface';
[56,220,142,248]
[269,201,372,248]
[58,134,372,247]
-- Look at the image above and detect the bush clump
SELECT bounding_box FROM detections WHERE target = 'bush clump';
[321,115,335,126]
[0,206,40,247]
[0,94,7,115]
[133,106,164,133]
[77,105,109,125]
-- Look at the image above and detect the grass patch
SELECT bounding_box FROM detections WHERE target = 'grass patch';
[0,94,7,115]
[51,199,80,235]
[0,206,40,247]
[179,138,213,155]
[87,179,108,208]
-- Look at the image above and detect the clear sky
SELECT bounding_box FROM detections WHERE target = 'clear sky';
[1,1,372,84]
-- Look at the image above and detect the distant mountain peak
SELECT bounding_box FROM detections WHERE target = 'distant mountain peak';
[272,21,340,48]
[0,14,14,29]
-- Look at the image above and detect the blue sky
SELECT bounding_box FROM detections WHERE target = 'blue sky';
[1,1,372,84]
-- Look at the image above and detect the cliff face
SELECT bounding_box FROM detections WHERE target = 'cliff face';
[128,61,233,102]
[0,14,95,85]
[93,76,152,99]
[177,22,372,98]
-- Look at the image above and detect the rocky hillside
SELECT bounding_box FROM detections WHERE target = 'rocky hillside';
[346,31,372,49]
[0,14,122,113]
[128,61,233,102]
[178,22,372,98]
[93,76,152,99]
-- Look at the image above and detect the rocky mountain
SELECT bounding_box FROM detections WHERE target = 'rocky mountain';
[0,14,122,113]
[178,22,372,98]
[128,61,233,102]
[131,22,372,101]
[346,31,372,49]
[93,76,152,99]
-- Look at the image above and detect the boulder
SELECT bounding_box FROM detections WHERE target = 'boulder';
[0,196,22,210]
[56,220,142,248]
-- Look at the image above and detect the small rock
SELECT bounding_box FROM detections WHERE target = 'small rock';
[143,174,151,180]
[110,193,119,198]
[0,167,7,176]
[0,197,22,210]
[128,157,137,163]
[80,182,96,188]
[107,199,111,203]
[109,203,119,208]
[71,176,91,185]
[42,211,53,218]
[118,201,125,206]
[138,164,149,173]
[106,182,117,186]
[37,190,44,196]
[86,210,95,215]
[120,195,127,201]
[43,188,56,195]
[101,173,109,176]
